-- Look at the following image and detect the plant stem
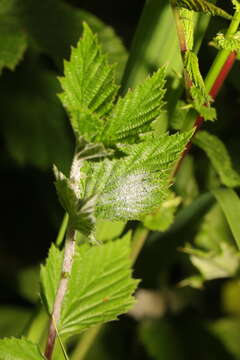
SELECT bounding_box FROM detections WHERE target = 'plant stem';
[44,227,76,360]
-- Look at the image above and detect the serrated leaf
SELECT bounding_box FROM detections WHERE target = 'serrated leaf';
[179,8,195,50]
[175,0,232,20]
[194,131,240,187]
[81,131,192,221]
[211,31,240,52]
[41,239,138,338]
[40,244,64,314]
[143,192,182,231]
[0,337,44,360]
[59,22,118,141]
[100,67,166,144]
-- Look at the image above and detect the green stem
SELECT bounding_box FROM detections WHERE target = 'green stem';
[56,213,69,247]
[205,9,240,93]
[71,325,102,360]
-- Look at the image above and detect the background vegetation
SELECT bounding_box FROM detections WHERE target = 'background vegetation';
[1,0,240,359]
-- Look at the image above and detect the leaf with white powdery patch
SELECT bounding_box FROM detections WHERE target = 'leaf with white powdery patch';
[0,337,45,360]
[41,238,138,338]
[82,131,192,221]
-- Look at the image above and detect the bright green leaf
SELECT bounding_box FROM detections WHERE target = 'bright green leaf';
[211,31,240,52]
[101,67,166,144]
[40,244,64,315]
[194,131,240,187]
[59,22,118,141]
[41,239,138,338]
[0,337,44,360]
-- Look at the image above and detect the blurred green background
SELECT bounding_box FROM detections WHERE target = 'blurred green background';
[1,0,240,359]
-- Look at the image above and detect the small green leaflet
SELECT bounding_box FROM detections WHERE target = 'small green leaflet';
[184,51,216,120]
[0,337,45,360]
[59,22,119,141]
[40,238,138,338]
[194,131,240,187]
[100,67,166,144]
[211,32,240,52]
[175,0,232,20]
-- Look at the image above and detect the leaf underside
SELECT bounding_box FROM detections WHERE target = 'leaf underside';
[0,337,44,360]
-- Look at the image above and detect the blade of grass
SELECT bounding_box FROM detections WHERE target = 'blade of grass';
[212,188,240,250]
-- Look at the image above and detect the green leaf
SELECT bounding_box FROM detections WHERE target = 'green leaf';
[175,0,232,20]
[81,131,192,221]
[54,166,96,236]
[211,32,240,52]
[143,192,182,231]
[183,242,240,280]
[59,22,118,141]
[213,188,240,250]
[100,67,166,144]
[194,131,240,187]
[0,337,44,360]
[0,16,27,73]
[41,238,138,338]
[40,244,64,315]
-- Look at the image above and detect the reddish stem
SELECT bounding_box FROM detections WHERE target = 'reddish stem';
[173,51,236,177]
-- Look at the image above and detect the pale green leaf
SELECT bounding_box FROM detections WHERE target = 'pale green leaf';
[183,242,240,280]
[100,67,166,144]
[0,337,44,360]
[81,131,192,221]
[143,192,182,231]
[40,244,64,314]
[175,0,232,20]
[213,188,240,250]
[41,238,138,338]
[179,8,195,50]
[194,131,240,187]
[59,22,118,141]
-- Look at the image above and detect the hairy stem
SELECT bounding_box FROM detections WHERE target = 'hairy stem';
[44,227,76,360]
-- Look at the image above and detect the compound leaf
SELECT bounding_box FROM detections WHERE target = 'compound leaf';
[194,131,240,187]
[0,337,44,360]
[59,22,118,141]
[100,67,166,144]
